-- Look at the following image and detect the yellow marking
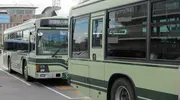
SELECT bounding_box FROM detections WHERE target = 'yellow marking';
[72,90,80,95]
[56,86,74,91]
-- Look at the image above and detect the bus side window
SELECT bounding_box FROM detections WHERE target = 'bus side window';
[92,18,103,48]
[72,15,90,58]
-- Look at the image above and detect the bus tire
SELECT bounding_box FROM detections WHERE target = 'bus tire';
[110,78,135,100]
[23,61,33,82]
[62,79,70,85]
[8,58,13,73]
[66,79,71,85]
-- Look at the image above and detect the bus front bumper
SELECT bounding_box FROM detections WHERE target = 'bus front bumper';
[35,72,68,79]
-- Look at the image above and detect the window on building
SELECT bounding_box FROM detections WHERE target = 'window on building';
[7,9,16,14]
[150,0,180,60]
[92,19,103,47]
[72,15,89,58]
[107,3,147,59]
[25,10,34,14]
[16,10,24,14]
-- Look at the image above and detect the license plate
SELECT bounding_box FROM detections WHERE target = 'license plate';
[40,74,46,77]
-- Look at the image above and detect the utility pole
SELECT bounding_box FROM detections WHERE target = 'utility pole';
[52,0,61,10]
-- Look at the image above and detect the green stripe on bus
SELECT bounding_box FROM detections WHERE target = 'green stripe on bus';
[28,57,67,66]
[71,81,107,92]
[136,87,178,100]
[69,74,178,100]
[69,74,108,88]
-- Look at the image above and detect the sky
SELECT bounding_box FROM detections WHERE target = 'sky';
[1,0,80,16]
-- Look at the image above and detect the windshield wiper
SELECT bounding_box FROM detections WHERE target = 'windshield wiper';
[52,43,68,57]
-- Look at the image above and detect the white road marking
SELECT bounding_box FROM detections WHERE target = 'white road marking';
[71,97,91,100]
[0,68,31,86]
[36,82,91,100]
[138,96,153,100]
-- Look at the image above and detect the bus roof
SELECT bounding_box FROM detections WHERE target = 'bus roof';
[71,0,143,17]
[39,16,68,19]
[4,16,68,35]
[4,19,36,35]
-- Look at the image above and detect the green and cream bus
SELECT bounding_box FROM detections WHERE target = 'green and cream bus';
[68,0,180,100]
[3,16,69,81]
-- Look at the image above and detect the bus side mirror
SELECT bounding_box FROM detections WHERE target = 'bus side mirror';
[38,32,43,37]
[37,32,43,40]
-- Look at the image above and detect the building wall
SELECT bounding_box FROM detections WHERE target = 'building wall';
[0,7,36,45]
[10,14,34,23]
[0,13,10,45]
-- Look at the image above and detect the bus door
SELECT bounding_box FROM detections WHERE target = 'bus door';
[89,11,105,100]
[11,42,19,71]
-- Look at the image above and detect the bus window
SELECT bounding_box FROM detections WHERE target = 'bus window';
[107,3,147,58]
[72,16,89,58]
[151,0,180,60]
[92,18,103,47]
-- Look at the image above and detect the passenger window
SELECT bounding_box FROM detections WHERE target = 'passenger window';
[150,0,180,60]
[72,16,89,58]
[23,29,29,40]
[107,3,147,58]
[92,19,103,47]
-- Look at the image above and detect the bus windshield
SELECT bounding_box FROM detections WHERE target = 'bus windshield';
[37,29,68,55]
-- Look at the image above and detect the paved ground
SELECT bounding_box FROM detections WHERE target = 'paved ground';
[0,54,90,100]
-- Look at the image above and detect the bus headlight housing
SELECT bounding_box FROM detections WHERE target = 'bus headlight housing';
[36,65,49,72]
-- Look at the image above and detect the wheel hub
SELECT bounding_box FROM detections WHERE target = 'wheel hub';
[115,86,131,100]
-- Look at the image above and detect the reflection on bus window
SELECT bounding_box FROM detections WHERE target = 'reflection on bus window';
[72,16,89,58]
[150,0,180,60]
[107,3,147,58]
[92,18,103,47]
[38,29,68,55]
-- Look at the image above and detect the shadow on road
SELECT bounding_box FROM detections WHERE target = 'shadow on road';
[7,70,69,87]
[37,79,68,86]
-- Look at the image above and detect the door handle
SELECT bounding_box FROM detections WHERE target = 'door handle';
[92,53,96,61]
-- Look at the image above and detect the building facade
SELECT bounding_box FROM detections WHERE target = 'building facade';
[0,4,37,45]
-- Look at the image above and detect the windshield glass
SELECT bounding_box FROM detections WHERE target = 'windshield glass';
[37,29,68,55]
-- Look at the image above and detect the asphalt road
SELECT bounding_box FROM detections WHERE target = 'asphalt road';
[0,54,90,100]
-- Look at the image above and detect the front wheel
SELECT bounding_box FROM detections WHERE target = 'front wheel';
[110,78,135,100]
[23,62,33,82]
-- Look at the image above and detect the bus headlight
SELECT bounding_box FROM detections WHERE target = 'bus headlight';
[36,65,49,72]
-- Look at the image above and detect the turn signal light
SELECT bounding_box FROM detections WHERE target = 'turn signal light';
[36,65,40,71]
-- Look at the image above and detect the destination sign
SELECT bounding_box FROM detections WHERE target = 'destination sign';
[40,19,68,27]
